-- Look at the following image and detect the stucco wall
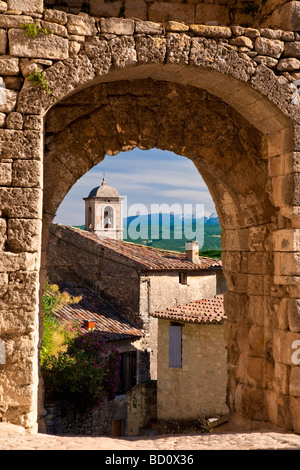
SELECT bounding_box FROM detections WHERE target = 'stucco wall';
[143,271,221,314]
[157,319,228,424]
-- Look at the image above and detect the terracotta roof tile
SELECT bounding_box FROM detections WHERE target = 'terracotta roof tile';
[53,224,222,272]
[49,283,143,342]
[151,294,225,324]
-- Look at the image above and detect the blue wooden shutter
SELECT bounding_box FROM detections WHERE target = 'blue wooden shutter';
[169,325,182,368]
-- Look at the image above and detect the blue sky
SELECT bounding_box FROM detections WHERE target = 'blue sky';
[53,148,216,226]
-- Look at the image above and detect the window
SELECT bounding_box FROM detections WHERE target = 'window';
[179,272,188,285]
[169,324,182,368]
[88,206,92,229]
[119,351,137,393]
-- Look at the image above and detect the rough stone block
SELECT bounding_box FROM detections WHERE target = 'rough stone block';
[136,35,166,64]
[135,20,163,35]
[0,56,19,76]
[277,58,300,71]
[0,129,42,160]
[273,330,300,365]
[5,270,39,307]
[7,218,41,253]
[230,36,253,49]
[274,252,300,277]
[286,299,300,333]
[284,41,300,57]
[12,159,42,188]
[265,1,300,31]
[0,1,7,13]
[43,9,68,25]
[273,363,290,394]
[39,20,67,38]
[0,112,5,128]
[273,229,300,252]
[6,112,23,130]
[0,188,42,218]
[0,29,6,55]
[84,36,112,76]
[0,252,39,273]
[255,37,284,58]
[23,115,43,131]
[9,29,69,60]
[0,88,17,114]
[7,0,43,14]
[190,24,231,38]
[69,40,81,56]
[0,15,34,29]
[167,33,191,64]
[0,162,11,186]
[100,18,134,35]
[109,36,137,68]
[67,14,97,36]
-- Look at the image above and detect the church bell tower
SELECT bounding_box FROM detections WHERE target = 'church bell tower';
[83,176,124,240]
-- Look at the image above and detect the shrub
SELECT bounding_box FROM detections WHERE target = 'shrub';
[27,69,52,95]
[21,22,52,38]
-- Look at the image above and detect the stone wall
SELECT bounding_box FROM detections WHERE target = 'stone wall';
[44,395,127,436]
[1,0,300,434]
[43,0,298,31]
[156,319,228,430]
[127,381,157,436]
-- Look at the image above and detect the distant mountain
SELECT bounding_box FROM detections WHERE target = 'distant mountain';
[73,213,222,256]
[123,212,221,254]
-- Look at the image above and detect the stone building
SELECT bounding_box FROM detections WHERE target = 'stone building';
[83,176,124,240]
[47,222,225,381]
[152,294,227,433]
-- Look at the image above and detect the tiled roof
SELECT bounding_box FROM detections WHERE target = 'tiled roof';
[151,294,226,324]
[49,283,143,342]
[52,225,222,272]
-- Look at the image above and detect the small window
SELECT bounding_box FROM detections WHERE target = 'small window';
[179,272,188,285]
[88,206,92,229]
[169,325,182,368]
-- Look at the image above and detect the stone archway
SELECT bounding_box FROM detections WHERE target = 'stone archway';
[2,11,300,433]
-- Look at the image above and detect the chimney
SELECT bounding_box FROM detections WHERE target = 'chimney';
[83,320,95,330]
[185,241,199,263]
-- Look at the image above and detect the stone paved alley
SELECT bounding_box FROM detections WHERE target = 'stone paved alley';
[1,423,300,451]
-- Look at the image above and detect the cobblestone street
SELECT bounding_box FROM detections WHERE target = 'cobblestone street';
[1,423,300,451]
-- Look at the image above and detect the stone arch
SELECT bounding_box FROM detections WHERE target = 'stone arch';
[3,13,300,433]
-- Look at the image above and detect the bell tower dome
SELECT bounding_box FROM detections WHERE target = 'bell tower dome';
[83,176,124,240]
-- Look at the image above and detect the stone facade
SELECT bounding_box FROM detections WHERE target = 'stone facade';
[156,319,227,431]
[1,0,300,435]
[44,0,300,31]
